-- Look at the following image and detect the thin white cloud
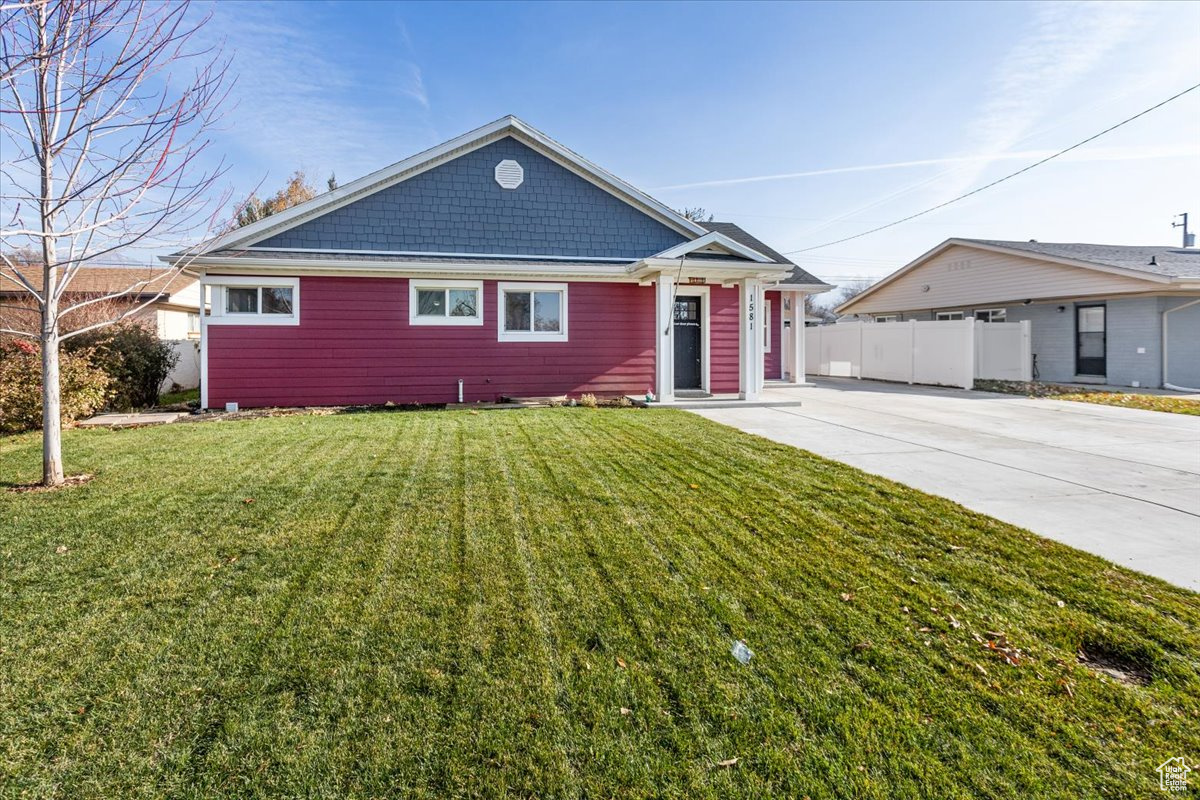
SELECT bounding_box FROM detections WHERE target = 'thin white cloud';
[195,2,433,187]
[650,143,1198,192]
[933,0,1149,200]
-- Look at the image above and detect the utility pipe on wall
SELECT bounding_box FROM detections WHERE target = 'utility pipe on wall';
[1162,298,1200,392]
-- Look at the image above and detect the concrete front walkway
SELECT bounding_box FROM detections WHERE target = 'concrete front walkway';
[689,378,1200,590]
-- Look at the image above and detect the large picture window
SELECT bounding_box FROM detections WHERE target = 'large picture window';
[498,282,568,342]
[208,277,300,326]
[409,280,483,326]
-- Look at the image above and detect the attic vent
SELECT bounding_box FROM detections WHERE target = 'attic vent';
[494,159,524,190]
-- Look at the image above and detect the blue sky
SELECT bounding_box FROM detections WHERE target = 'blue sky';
[199,0,1200,286]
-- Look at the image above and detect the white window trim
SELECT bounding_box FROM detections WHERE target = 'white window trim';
[935,310,964,321]
[875,314,900,323]
[498,282,569,342]
[409,279,484,326]
[974,307,1007,322]
[763,299,772,353]
[204,276,300,326]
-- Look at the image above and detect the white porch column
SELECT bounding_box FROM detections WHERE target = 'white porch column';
[654,273,675,403]
[788,291,806,384]
[739,278,764,401]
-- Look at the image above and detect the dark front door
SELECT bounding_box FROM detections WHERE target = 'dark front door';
[673,296,702,390]
[1076,304,1106,376]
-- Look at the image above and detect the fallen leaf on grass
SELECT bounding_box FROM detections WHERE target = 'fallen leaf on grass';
[716,757,739,768]
[620,707,632,716]
[55,545,69,554]
[615,657,627,669]
[948,616,962,629]
[852,641,872,652]
[688,483,699,490]
[242,498,255,504]
[840,593,854,602]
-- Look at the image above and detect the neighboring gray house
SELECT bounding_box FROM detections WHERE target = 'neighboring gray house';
[835,238,1200,390]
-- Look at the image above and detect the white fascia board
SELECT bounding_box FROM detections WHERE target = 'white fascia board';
[764,282,836,292]
[184,257,638,282]
[243,246,636,263]
[192,115,707,255]
[651,231,773,263]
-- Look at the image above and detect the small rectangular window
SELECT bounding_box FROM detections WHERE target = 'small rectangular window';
[262,287,293,315]
[763,299,772,352]
[226,287,258,314]
[208,278,300,326]
[974,308,1006,322]
[187,312,201,333]
[410,281,483,326]
[875,315,899,323]
[935,311,964,321]
[498,283,568,342]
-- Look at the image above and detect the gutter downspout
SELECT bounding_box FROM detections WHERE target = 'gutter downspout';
[1162,297,1200,392]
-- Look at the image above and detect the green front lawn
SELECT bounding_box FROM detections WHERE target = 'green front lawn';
[1,409,1196,798]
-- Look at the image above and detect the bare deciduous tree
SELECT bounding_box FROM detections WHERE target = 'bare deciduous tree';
[223,170,315,232]
[678,206,714,223]
[1,0,230,485]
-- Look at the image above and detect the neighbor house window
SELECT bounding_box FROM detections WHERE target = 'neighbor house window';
[875,314,899,323]
[409,280,483,326]
[935,311,964,321]
[187,312,201,335]
[498,282,568,342]
[974,308,1007,322]
[207,278,300,326]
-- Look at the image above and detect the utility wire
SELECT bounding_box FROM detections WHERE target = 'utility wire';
[782,82,1200,255]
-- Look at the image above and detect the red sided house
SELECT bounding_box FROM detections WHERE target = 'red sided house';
[168,117,831,409]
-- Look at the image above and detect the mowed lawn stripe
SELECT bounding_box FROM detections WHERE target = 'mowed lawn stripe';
[3,422,361,797]
[1,408,1197,799]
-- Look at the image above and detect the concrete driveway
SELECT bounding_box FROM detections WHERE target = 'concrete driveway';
[689,378,1200,590]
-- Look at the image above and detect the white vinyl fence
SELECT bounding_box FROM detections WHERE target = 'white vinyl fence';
[160,339,201,393]
[805,320,1031,389]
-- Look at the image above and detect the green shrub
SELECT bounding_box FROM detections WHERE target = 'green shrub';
[65,323,178,410]
[0,338,112,434]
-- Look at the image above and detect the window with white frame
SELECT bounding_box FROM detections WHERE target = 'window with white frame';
[935,311,964,321]
[974,308,1007,322]
[409,280,483,326]
[208,277,300,325]
[498,282,568,342]
[875,314,900,323]
[187,312,201,335]
[763,299,772,352]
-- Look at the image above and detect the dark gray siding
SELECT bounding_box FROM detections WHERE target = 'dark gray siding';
[254,137,687,258]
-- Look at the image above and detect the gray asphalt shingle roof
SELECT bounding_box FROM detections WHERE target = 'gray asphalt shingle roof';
[962,239,1200,279]
[699,222,829,287]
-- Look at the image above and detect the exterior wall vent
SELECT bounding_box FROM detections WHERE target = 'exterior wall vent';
[494,159,524,190]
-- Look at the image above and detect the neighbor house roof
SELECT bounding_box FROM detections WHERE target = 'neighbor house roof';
[699,222,831,289]
[836,237,1200,315]
[0,264,196,298]
[960,239,1200,279]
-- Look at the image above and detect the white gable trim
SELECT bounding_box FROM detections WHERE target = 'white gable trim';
[836,238,1174,315]
[652,231,773,263]
[196,116,707,254]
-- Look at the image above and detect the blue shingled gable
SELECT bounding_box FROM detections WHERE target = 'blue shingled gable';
[254,137,688,258]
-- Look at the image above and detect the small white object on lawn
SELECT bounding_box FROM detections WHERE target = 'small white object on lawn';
[731,640,753,664]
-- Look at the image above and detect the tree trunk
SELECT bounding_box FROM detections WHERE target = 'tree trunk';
[41,324,65,486]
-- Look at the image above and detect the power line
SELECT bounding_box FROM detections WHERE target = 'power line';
[782,82,1200,255]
